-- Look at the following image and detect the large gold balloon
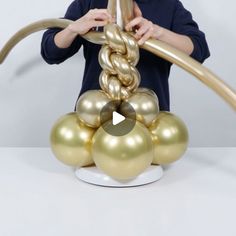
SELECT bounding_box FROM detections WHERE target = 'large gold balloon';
[120,91,160,127]
[92,120,154,180]
[76,90,116,128]
[149,112,189,165]
[50,112,95,167]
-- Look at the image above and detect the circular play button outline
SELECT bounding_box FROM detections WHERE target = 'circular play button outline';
[100,101,136,136]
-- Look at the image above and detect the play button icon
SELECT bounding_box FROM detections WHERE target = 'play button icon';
[100,101,136,136]
[112,111,125,126]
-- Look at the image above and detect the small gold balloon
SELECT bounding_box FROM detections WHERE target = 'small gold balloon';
[76,90,116,128]
[99,45,117,75]
[120,91,160,127]
[50,112,95,167]
[108,76,122,101]
[92,119,154,180]
[149,112,189,165]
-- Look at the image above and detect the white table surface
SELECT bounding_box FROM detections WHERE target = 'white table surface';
[0,147,236,236]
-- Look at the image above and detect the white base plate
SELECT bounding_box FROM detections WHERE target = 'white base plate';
[75,165,163,187]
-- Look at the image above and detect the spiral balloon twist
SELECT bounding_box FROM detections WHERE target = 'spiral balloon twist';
[99,24,141,101]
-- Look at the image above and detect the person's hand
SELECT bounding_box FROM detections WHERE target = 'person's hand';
[125,2,163,45]
[68,9,114,35]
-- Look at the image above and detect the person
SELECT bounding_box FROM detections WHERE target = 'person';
[41,0,210,112]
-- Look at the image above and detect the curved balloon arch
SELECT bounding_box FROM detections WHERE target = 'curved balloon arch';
[0,0,236,184]
[1,18,236,110]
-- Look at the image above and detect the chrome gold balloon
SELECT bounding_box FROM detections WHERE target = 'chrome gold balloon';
[105,23,126,55]
[108,76,122,101]
[149,112,189,165]
[50,112,95,167]
[108,0,134,30]
[136,87,158,100]
[120,92,160,127]
[99,45,117,75]
[76,90,116,128]
[92,120,154,180]
[110,53,133,86]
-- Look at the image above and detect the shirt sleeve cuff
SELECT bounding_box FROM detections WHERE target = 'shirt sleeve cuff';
[188,36,198,60]
[46,30,73,58]
[188,35,210,64]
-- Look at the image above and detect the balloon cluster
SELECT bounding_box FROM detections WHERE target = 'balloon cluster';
[50,24,189,180]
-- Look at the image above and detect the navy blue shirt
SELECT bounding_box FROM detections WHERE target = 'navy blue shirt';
[41,0,210,111]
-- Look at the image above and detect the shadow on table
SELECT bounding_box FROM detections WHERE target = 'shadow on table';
[159,148,236,186]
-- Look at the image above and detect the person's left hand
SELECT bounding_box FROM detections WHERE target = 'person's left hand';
[125,2,163,45]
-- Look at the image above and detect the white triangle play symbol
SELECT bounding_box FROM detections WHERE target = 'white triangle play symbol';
[112,111,125,126]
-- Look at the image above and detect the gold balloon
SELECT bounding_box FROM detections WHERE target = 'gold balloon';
[50,112,96,167]
[120,91,160,127]
[149,112,189,165]
[110,53,133,86]
[76,90,116,128]
[99,45,117,75]
[136,87,158,100]
[108,76,122,101]
[92,120,154,180]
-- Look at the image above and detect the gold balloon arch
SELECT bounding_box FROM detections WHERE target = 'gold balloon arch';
[0,18,236,110]
[0,0,236,181]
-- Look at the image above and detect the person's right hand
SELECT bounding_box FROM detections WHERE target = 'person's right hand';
[68,9,113,35]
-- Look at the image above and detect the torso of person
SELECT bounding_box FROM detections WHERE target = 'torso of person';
[78,0,175,112]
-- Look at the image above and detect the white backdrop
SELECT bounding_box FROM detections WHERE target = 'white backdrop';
[0,0,235,147]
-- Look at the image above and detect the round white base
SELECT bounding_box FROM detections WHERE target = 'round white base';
[75,165,163,187]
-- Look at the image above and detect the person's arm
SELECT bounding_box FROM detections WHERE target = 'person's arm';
[41,0,113,65]
[170,0,210,63]
[152,26,194,55]
[126,16,193,55]
[54,9,113,49]
[126,1,210,63]
[41,0,82,64]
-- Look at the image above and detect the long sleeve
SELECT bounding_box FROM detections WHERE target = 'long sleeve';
[41,0,84,64]
[171,0,210,63]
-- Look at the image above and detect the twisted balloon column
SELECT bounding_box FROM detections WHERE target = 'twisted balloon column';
[99,23,141,101]
[0,18,236,111]
[1,15,235,180]
[73,23,188,179]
